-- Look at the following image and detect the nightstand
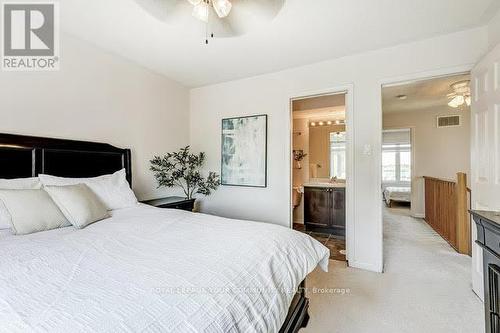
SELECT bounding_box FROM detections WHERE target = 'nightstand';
[141,196,195,212]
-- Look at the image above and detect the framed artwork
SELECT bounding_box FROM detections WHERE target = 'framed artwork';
[221,114,267,187]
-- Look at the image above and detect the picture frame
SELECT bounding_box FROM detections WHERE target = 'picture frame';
[221,114,268,187]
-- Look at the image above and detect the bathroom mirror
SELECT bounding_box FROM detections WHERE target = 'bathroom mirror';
[309,125,346,179]
[330,132,346,179]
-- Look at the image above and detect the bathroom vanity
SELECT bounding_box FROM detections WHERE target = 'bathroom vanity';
[303,183,345,236]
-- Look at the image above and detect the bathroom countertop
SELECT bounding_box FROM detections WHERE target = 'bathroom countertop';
[303,182,346,188]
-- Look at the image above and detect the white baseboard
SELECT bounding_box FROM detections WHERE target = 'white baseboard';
[412,213,425,218]
[348,260,383,273]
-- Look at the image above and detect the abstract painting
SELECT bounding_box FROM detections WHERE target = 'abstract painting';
[221,114,267,187]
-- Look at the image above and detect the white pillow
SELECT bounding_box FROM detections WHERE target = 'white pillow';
[39,169,137,210]
[0,177,42,229]
[0,189,70,235]
[45,184,110,229]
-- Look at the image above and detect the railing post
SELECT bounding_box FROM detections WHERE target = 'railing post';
[456,172,470,255]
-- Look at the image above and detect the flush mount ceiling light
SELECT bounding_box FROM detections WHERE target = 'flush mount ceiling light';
[447,80,471,109]
[135,0,286,44]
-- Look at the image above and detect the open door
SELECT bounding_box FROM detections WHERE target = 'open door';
[471,43,500,300]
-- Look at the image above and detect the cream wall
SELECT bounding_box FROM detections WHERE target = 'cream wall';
[292,119,309,223]
[383,108,471,217]
[0,33,190,200]
[189,27,488,272]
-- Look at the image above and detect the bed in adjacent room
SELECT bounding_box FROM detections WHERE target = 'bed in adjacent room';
[0,133,329,333]
[383,186,411,207]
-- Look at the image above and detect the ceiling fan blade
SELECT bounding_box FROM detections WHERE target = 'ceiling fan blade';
[134,0,187,22]
[134,0,286,38]
[222,0,286,36]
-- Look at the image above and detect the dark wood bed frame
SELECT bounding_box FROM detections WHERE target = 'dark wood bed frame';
[0,132,310,333]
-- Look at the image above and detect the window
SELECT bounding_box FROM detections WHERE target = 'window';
[382,143,411,183]
[330,132,346,179]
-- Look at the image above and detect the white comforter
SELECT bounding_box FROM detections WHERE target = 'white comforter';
[383,186,411,204]
[0,204,329,333]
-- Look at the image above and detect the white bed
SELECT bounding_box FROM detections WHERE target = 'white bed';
[383,186,411,206]
[0,204,329,333]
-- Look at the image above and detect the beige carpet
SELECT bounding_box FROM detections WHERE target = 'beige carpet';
[302,207,484,333]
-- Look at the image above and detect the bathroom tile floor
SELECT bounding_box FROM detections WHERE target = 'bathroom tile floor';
[293,223,346,262]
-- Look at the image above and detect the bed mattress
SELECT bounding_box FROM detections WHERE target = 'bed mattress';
[383,186,411,204]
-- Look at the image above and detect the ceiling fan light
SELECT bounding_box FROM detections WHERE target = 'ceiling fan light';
[212,0,232,18]
[187,0,202,5]
[448,95,464,108]
[192,1,209,22]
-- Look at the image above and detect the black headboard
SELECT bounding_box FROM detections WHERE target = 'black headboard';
[0,133,132,186]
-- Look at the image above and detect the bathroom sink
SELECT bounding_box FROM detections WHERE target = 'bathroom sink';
[303,182,346,188]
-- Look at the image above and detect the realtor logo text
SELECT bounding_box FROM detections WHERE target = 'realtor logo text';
[2,2,59,71]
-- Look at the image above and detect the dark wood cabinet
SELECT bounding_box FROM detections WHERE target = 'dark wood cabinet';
[471,210,500,333]
[141,196,195,212]
[304,187,345,236]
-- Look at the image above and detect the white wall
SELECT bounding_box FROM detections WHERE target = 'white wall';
[0,33,190,200]
[190,27,488,272]
[383,108,471,217]
[488,9,500,50]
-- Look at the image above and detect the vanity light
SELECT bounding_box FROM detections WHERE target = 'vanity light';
[335,120,341,125]
[318,121,324,126]
[310,122,316,127]
[327,121,332,125]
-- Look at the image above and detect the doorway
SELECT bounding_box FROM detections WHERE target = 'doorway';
[381,72,473,267]
[289,90,351,262]
[381,128,413,210]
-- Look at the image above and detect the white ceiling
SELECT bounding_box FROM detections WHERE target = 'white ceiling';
[382,73,471,114]
[60,0,500,87]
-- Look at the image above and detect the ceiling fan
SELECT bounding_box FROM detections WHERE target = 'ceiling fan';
[135,0,285,43]
[447,80,471,109]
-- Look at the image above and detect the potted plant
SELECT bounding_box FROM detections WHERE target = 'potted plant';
[293,150,307,169]
[150,146,220,201]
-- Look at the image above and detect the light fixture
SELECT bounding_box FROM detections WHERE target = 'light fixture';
[212,0,232,18]
[187,0,235,43]
[136,0,285,43]
[192,1,209,23]
[447,80,471,109]
[309,120,344,127]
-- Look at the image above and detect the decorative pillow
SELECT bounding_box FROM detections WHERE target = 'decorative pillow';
[45,184,110,229]
[0,177,42,230]
[0,189,70,235]
[39,169,138,210]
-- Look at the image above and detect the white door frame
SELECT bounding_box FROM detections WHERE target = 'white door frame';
[287,84,355,263]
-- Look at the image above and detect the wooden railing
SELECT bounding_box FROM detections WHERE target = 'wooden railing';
[424,172,471,255]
